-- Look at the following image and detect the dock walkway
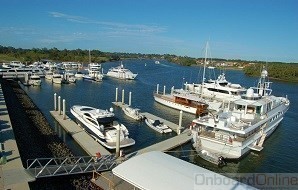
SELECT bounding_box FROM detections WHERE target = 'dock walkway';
[0,86,33,190]
[50,111,111,156]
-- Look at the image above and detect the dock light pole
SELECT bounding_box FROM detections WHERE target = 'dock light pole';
[121,89,125,104]
[171,86,174,95]
[116,126,120,157]
[54,93,57,111]
[129,92,132,106]
[63,99,66,120]
[178,110,183,135]
[156,84,159,94]
[115,88,118,102]
[58,96,61,115]
[163,85,166,95]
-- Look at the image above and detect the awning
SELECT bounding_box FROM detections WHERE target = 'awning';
[112,151,252,190]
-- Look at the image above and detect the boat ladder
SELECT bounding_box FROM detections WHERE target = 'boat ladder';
[258,133,267,147]
[25,155,117,178]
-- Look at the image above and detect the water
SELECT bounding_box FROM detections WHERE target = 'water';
[22,59,298,173]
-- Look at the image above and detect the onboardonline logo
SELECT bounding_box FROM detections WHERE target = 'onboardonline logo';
[194,173,298,189]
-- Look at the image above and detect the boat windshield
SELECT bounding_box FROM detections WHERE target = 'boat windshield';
[97,116,115,125]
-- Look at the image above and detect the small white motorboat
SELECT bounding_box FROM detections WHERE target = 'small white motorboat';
[144,118,172,133]
[122,107,144,121]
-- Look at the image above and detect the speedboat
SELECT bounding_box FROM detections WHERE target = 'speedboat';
[106,62,137,80]
[70,105,135,149]
[122,106,144,121]
[144,118,172,133]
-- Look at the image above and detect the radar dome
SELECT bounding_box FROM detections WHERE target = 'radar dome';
[246,88,254,97]
[109,107,114,112]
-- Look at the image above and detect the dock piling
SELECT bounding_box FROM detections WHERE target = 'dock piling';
[54,93,57,111]
[63,99,66,120]
[116,127,120,157]
[163,85,166,95]
[129,92,132,106]
[171,86,174,95]
[58,96,61,115]
[156,84,159,94]
[178,110,183,134]
[121,89,125,104]
[115,88,118,102]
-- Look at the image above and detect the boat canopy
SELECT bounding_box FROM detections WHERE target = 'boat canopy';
[112,151,251,190]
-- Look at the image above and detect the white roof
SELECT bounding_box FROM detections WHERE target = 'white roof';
[112,151,252,190]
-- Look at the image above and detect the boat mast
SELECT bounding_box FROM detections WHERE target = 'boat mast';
[200,41,208,96]
[89,49,91,64]
[202,41,208,84]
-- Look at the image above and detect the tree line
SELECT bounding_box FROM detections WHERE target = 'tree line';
[243,63,298,82]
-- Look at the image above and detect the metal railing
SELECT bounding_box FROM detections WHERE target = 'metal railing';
[26,155,117,178]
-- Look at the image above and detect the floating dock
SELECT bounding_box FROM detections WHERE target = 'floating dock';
[133,130,192,156]
[50,111,111,156]
[113,102,180,132]
[113,101,192,157]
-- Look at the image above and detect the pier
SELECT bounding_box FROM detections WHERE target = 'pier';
[0,85,33,189]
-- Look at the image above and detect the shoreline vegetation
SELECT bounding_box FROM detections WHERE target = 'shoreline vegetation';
[1,45,298,82]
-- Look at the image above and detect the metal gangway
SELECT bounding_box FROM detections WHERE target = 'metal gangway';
[25,155,118,178]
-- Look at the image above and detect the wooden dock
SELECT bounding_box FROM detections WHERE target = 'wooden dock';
[50,111,111,156]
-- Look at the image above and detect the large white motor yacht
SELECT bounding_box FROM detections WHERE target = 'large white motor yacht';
[106,63,137,80]
[190,68,290,165]
[70,105,135,149]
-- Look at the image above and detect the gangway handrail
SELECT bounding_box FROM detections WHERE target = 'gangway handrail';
[26,155,118,178]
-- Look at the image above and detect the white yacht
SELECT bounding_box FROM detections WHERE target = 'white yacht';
[52,73,63,84]
[154,42,246,115]
[88,62,101,71]
[28,74,42,86]
[190,68,290,165]
[24,72,42,86]
[106,62,137,80]
[70,105,135,149]
[144,118,173,133]
[122,107,144,121]
[2,61,25,69]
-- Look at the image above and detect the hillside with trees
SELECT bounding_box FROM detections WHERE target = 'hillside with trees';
[243,63,298,82]
[1,45,298,82]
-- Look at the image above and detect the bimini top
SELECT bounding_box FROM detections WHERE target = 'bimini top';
[112,151,252,190]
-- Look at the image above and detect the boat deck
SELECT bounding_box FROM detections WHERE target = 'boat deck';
[50,111,111,156]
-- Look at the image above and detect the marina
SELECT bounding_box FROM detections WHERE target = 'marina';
[0,59,297,189]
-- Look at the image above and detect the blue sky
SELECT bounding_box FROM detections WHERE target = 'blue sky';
[0,0,297,62]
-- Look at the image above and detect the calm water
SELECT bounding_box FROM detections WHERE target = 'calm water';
[22,59,298,174]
